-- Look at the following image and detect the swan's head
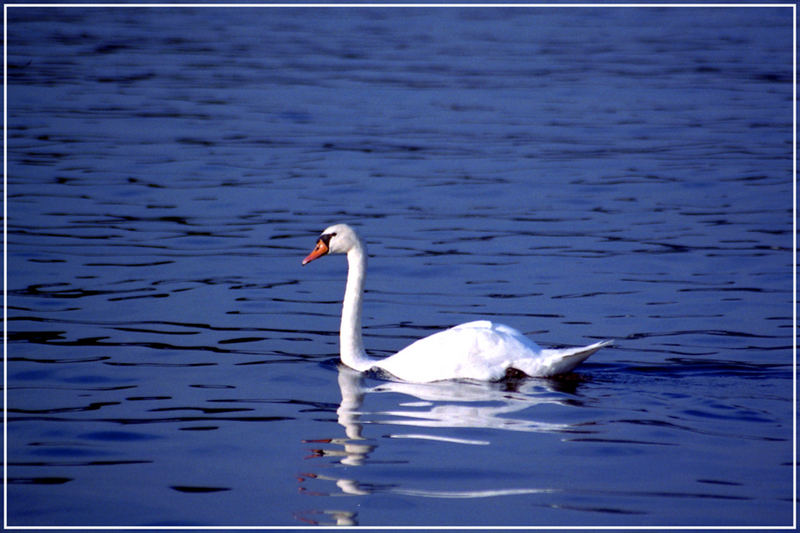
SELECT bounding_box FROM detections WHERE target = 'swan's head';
[302,223,361,265]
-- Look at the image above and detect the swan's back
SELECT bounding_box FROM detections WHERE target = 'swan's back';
[373,320,606,383]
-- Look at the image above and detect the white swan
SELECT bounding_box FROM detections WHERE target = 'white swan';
[302,223,610,383]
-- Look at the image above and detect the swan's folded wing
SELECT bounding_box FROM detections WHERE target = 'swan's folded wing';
[375,321,539,383]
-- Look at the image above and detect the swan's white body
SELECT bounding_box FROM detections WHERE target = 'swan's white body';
[376,320,608,382]
[303,224,610,383]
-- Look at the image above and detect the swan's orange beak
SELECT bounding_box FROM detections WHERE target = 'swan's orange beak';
[302,239,329,265]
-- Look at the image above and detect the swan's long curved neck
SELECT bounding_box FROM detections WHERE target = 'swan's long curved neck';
[340,241,376,372]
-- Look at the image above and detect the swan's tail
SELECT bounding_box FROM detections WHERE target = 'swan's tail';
[516,340,612,377]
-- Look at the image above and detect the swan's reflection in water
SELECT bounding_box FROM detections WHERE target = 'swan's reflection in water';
[296,365,584,526]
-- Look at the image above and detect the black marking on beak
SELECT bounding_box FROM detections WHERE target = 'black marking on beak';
[319,232,335,246]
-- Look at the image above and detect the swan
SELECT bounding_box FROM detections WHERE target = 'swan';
[302,223,610,383]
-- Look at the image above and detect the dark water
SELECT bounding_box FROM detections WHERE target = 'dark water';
[5,5,794,528]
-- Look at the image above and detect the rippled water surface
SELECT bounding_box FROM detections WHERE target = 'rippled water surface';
[5,5,795,528]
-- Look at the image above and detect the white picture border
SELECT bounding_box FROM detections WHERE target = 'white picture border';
[3,2,796,530]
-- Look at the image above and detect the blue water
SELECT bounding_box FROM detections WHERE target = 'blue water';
[5,5,794,528]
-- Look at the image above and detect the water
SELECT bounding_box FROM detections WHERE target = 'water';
[5,5,794,528]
